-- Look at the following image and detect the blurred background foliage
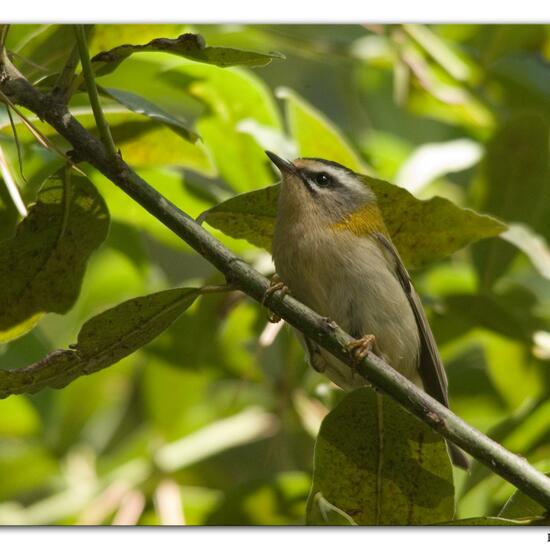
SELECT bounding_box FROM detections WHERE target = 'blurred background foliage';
[0,23,549,525]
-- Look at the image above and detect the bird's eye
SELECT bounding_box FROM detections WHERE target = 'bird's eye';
[314,173,331,186]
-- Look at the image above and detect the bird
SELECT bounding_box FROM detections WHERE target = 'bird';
[265,151,470,469]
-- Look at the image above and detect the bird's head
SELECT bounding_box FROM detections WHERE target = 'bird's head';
[266,151,385,235]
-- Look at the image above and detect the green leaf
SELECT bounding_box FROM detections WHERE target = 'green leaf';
[306,388,455,526]
[198,184,279,251]
[307,493,357,526]
[278,87,367,173]
[473,113,550,289]
[99,86,199,143]
[0,287,200,399]
[499,473,550,520]
[200,180,506,269]
[0,168,109,343]
[91,32,284,77]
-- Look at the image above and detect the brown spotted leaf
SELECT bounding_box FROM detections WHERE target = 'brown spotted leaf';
[199,180,506,269]
[0,168,109,343]
[306,388,455,525]
[0,288,200,399]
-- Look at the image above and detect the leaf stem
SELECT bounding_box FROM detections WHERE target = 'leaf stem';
[73,25,117,159]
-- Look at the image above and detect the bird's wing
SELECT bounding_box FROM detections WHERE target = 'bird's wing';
[372,232,449,407]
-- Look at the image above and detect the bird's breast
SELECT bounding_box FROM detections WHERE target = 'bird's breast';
[272,226,420,380]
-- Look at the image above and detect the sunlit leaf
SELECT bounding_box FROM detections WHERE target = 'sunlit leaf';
[162,62,283,192]
[0,288,200,398]
[306,388,455,525]
[91,32,284,77]
[0,168,109,343]
[277,87,367,173]
[200,179,506,269]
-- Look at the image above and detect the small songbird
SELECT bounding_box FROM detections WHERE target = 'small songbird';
[266,151,469,469]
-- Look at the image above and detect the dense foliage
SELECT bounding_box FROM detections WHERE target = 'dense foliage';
[0,24,549,525]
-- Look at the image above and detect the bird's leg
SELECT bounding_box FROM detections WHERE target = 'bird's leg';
[344,334,377,384]
[345,334,377,382]
[262,274,289,323]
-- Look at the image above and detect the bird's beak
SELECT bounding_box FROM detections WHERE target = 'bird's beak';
[265,151,298,177]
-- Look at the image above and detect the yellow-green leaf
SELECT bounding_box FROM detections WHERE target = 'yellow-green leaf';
[200,180,506,269]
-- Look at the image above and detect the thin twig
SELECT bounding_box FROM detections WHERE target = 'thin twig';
[1,49,550,512]
[73,25,117,159]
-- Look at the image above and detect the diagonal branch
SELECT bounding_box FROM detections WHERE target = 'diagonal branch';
[1,53,550,511]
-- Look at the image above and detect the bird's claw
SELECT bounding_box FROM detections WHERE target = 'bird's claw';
[262,274,289,323]
[345,334,376,364]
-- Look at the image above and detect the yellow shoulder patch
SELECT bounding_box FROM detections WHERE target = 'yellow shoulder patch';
[330,203,389,237]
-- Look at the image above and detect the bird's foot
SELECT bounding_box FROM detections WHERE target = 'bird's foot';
[345,334,376,364]
[262,274,289,323]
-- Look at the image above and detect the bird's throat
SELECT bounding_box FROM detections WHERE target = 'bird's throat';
[330,203,388,237]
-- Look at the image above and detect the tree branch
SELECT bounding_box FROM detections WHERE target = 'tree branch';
[1,55,550,512]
